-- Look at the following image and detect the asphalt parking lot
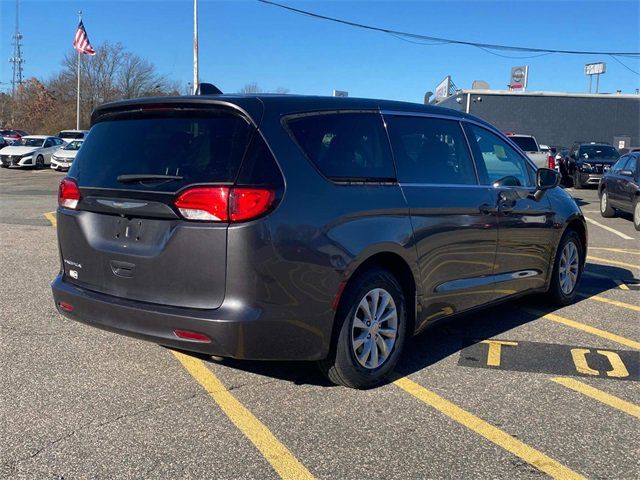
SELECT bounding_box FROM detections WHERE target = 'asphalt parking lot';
[1,167,638,480]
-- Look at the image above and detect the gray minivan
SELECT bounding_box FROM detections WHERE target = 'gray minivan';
[52,94,587,388]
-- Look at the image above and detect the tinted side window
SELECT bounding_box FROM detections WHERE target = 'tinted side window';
[467,125,533,187]
[386,116,477,185]
[44,139,53,147]
[612,156,629,173]
[287,113,395,180]
[625,157,637,176]
[235,133,283,187]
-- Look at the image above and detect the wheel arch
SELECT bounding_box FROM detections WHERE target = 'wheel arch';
[335,251,418,340]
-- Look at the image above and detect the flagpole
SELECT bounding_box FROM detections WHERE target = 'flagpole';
[76,10,81,130]
[193,0,198,94]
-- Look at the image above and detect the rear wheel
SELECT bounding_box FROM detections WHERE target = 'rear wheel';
[319,267,407,389]
[35,155,44,169]
[599,190,615,217]
[547,230,583,305]
[634,197,640,231]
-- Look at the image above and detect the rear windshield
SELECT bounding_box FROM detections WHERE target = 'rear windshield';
[70,109,254,192]
[578,145,619,160]
[508,136,538,152]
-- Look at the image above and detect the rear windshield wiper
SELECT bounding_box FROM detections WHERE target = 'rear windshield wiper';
[117,174,184,183]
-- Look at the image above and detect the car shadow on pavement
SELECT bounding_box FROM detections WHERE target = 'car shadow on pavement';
[195,264,634,389]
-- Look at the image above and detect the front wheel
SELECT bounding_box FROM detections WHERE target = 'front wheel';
[600,190,615,217]
[634,197,640,231]
[319,267,407,389]
[547,230,583,305]
[35,155,44,169]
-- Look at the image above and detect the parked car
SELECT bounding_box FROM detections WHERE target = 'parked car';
[598,152,640,230]
[52,93,586,389]
[51,139,84,171]
[567,142,620,189]
[0,128,30,145]
[57,130,89,142]
[505,133,555,170]
[0,135,65,168]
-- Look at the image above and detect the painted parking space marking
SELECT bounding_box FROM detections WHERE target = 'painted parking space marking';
[582,271,632,290]
[393,376,586,480]
[536,311,640,350]
[171,350,315,480]
[44,211,56,227]
[458,340,639,380]
[589,247,640,256]
[551,377,640,419]
[587,256,639,270]
[583,295,640,312]
[584,216,635,240]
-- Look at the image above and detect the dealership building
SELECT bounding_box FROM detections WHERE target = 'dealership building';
[435,89,640,151]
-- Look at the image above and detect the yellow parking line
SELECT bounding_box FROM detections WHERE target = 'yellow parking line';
[393,377,585,480]
[44,211,56,227]
[582,271,630,290]
[551,377,640,419]
[171,351,314,480]
[540,312,640,350]
[589,247,640,256]
[585,295,640,313]
[587,256,640,270]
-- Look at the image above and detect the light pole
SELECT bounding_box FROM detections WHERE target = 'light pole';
[193,0,199,94]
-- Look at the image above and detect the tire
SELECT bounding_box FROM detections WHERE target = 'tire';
[547,229,583,306]
[318,267,407,389]
[573,171,583,189]
[634,197,640,232]
[599,189,615,218]
[35,155,44,169]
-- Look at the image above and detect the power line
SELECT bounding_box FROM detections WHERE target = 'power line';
[609,55,640,76]
[257,0,640,57]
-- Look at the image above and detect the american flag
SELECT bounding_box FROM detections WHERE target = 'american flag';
[73,20,96,55]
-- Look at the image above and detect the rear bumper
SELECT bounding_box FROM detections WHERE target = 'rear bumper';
[51,274,329,361]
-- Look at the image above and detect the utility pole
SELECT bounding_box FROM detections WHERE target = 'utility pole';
[193,0,199,94]
[9,0,25,97]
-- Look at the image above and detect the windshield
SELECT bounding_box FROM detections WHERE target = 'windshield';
[509,136,538,152]
[579,145,619,160]
[70,109,254,192]
[19,138,45,148]
[59,131,85,139]
[64,140,83,151]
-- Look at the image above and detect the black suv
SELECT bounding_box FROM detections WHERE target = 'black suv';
[52,94,586,388]
[567,142,620,189]
[598,152,640,230]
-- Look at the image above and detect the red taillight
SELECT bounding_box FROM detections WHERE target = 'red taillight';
[548,155,556,169]
[58,178,81,209]
[58,301,74,312]
[175,187,230,221]
[173,330,211,343]
[174,186,275,222]
[230,188,276,222]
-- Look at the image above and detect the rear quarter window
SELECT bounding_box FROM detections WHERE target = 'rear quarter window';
[286,112,395,181]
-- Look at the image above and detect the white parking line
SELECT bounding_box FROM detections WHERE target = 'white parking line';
[584,216,634,240]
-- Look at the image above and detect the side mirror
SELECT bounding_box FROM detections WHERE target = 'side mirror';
[619,169,634,177]
[534,168,560,201]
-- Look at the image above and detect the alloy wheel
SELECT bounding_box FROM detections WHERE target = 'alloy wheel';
[351,288,398,369]
[559,241,580,295]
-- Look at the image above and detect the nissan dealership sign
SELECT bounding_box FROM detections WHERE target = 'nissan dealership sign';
[509,65,529,90]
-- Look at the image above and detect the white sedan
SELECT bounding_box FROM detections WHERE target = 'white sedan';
[51,139,84,171]
[0,135,65,168]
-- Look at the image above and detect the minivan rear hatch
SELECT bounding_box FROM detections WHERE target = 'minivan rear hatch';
[58,105,257,309]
